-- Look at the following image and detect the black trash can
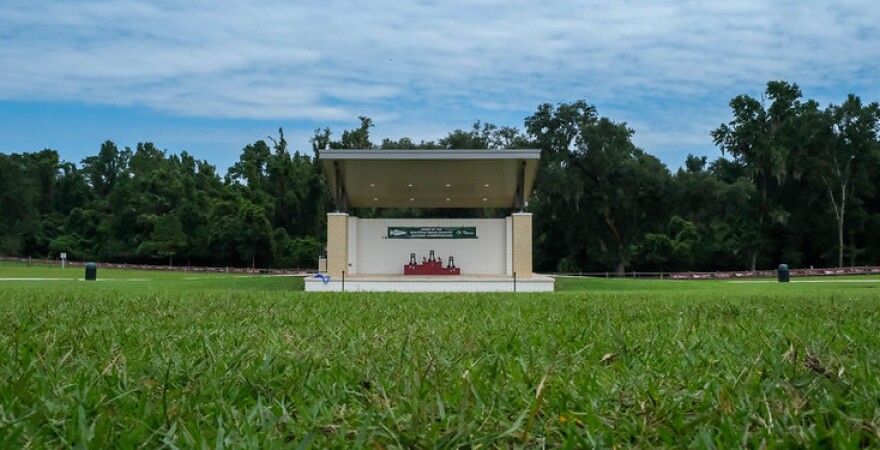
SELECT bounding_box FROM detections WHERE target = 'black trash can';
[85,262,97,281]
[777,263,789,283]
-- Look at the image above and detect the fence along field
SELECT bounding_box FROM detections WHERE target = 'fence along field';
[1,265,879,447]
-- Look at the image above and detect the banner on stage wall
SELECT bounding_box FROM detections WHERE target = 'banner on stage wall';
[387,226,477,239]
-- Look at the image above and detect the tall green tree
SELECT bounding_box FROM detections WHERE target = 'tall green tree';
[526,102,672,274]
[332,116,374,149]
[525,101,598,271]
[670,156,758,270]
[138,214,187,265]
[575,118,672,274]
[82,140,128,197]
[808,95,880,267]
[0,153,38,254]
[712,81,808,270]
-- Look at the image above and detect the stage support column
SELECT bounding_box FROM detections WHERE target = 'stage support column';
[512,212,533,278]
[326,212,349,278]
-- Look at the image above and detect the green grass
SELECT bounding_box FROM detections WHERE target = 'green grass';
[1,267,879,448]
[555,274,880,293]
[0,264,304,292]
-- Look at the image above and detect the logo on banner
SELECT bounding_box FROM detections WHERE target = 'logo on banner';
[387,226,477,239]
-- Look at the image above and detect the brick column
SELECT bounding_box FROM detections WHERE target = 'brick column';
[326,212,349,278]
[511,212,533,278]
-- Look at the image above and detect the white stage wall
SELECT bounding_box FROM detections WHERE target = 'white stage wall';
[349,217,507,275]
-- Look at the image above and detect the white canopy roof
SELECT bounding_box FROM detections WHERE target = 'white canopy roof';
[320,149,541,209]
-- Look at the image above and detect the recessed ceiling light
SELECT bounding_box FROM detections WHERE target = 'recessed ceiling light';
[407,183,413,187]
[446,198,451,202]
[445,183,452,187]
[484,183,490,187]
[482,198,488,201]
[370,183,375,187]
[409,198,414,201]
[373,197,378,201]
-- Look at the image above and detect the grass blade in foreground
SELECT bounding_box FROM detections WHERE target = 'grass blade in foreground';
[1,273,879,447]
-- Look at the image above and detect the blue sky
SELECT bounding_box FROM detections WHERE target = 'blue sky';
[1,0,878,172]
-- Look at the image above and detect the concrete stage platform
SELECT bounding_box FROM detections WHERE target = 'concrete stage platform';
[304,274,555,292]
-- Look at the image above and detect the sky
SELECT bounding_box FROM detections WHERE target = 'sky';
[1,0,879,172]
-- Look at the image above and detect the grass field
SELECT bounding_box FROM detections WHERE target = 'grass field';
[0,264,304,292]
[1,265,879,448]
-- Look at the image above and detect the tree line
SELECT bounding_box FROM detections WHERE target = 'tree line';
[1,81,878,273]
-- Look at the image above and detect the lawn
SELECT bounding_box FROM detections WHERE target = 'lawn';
[1,266,879,448]
[0,263,304,292]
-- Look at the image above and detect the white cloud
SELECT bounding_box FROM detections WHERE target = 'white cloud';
[1,0,878,160]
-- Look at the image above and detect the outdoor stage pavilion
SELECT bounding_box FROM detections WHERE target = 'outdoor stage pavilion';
[305,149,555,292]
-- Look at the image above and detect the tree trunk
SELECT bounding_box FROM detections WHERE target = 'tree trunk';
[751,208,764,272]
[602,211,626,276]
[824,175,848,269]
[837,217,844,268]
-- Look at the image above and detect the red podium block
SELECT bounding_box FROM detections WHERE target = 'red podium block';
[404,260,461,275]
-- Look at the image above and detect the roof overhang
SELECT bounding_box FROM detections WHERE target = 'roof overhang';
[321,149,541,209]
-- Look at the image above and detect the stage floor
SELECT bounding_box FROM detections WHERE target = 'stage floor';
[304,274,555,292]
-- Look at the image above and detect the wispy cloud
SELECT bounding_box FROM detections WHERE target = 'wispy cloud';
[1,0,878,164]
